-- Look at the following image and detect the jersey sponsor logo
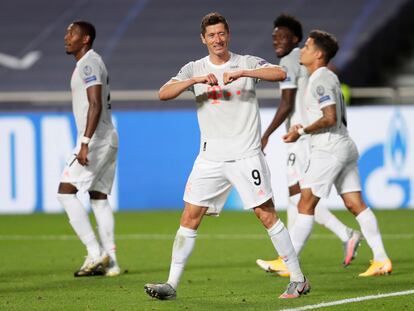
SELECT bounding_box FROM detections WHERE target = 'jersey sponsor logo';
[316,85,325,95]
[318,95,331,103]
[230,65,239,69]
[84,75,97,83]
[83,65,93,76]
[283,76,292,82]
[206,86,240,104]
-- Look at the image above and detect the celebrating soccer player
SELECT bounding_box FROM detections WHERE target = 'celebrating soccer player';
[283,30,392,277]
[144,12,310,300]
[256,14,362,277]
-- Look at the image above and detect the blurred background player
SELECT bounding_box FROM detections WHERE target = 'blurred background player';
[57,21,120,277]
[283,30,392,277]
[256,14,362,276]
[145,12,309,300]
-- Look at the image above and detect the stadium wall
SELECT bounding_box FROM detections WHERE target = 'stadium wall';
[0,106,412,214]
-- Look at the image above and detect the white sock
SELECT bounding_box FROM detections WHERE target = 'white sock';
[267,220,304,282]
[290,213,314,256]
[57,193,100,258]
[356,208,388,261]
[167,226,197,289]
[91,199,117,262]
[287,194,300,232]
[314,202,349,242]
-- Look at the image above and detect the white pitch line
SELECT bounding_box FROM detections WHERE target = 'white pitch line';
[0,233,413,241]
[279,289,414,311]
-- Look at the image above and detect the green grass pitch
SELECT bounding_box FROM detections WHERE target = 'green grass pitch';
[1,209,413,310]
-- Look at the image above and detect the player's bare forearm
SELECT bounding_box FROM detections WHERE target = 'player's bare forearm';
[84,85,102,139]
[242,66,286,82]
[262,89,295,146]
[159,75,218,100]
[159,79,194,100]
[303,104,337,134]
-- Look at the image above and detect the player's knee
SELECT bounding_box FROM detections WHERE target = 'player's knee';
[180,212,203,229]
[344,199,365,216]
[254,206,277,228]
[89,190,107,200]
[57,182,77,195]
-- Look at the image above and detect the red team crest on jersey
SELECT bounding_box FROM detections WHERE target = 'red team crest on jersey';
[207,85,222,104]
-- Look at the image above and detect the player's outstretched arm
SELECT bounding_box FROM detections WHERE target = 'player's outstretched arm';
[223,66,286,85]
[159,75,218,101]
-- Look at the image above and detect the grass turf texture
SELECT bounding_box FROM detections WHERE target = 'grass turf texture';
[0,210,413,311]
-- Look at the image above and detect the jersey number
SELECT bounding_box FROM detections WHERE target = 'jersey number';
[252,169,261,186]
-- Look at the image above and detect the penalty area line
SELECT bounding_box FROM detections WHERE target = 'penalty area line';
[279,289,414,311]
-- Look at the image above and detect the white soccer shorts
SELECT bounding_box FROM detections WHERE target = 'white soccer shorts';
[302,136,361,198]
[286,137,310,187]
[60,140,117,194]
[183,152,274,213]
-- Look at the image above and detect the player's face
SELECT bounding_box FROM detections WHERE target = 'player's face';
[272,27,298,58]
[300,37,318,66]
[64,24,85,55]
[201,23,230,57]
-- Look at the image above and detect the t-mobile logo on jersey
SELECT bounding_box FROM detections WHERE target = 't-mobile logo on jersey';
[207,86,241,104]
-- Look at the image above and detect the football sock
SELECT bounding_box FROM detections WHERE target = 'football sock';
[91,199,117,262]
[356,208,389,261]
[314,202,349,242]
[57,193,100,258]
[287,194,300,232]
[290,213,314,256]
[167,226,197,289]
[267,219,304,283]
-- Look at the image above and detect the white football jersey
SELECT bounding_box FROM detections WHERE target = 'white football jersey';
[278,47,309,131]
[303,66,348,146]
[173,52,272,161]
[71,49,116,145]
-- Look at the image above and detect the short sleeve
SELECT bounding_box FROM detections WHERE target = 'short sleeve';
[311,77,336,108]
[78,58,102,88]
[245,55,271,70]
[172,61,194,81]
[170,61,195,93]
[279,54,299,90]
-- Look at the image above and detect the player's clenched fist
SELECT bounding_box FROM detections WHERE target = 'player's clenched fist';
[194,73,218,86]
[223,70,243,85]
[283,124,303,143]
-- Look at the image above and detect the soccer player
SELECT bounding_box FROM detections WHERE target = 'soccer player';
[283,30,392,277]
[58,21,120,277]
[256,14,362,276]
[144,12,310,300]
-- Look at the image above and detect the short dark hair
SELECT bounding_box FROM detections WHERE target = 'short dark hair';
[309,30,339,63]
[273,14,303,42]
[200,12,229,36]
[73,20,96,46]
